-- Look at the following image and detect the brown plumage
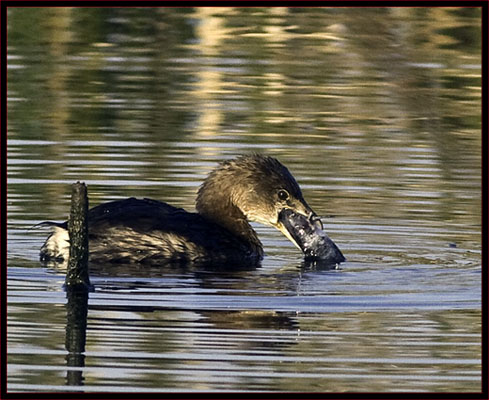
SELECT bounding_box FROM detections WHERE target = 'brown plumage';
[40,154,344,267]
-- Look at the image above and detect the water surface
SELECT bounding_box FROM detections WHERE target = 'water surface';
[7,7,482,393]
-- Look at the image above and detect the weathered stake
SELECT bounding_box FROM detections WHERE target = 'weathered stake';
[65,181,91,289]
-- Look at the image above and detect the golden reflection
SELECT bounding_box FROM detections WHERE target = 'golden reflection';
[191,8,228,138]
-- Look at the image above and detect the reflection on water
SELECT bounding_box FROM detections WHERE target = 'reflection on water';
[7,7,482,393]
[7,263,482,392]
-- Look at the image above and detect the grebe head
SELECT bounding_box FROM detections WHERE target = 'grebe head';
[196,154,328,254]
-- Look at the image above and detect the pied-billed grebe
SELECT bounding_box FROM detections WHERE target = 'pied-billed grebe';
[40,154,345,266]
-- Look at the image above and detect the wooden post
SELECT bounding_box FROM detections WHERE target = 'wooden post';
[65,182,91,289]
[64,182,91,386]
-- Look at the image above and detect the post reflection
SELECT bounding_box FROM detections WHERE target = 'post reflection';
[65,288,89,388]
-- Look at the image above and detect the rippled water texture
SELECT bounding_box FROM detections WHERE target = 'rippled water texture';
[6,7,482,393]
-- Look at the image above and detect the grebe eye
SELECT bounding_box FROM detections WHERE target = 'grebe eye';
[278,190,289,201]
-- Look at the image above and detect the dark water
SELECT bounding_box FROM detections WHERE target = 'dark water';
[7,7,482,392]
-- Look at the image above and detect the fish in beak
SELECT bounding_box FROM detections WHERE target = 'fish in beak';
[278,208,345,265]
